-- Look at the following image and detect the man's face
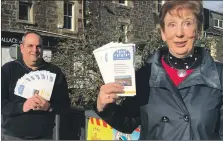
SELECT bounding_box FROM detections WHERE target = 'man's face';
[20,33,42,65]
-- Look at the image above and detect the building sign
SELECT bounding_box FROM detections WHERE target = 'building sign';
[1,31,60,47]
[1,31,23,46]
[1,37,21,45]
[43,49,52,62]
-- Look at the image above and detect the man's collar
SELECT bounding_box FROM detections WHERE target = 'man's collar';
[17,58,46,71]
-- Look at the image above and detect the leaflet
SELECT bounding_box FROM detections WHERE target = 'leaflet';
[93,42,136,96]
[14,70,56,101]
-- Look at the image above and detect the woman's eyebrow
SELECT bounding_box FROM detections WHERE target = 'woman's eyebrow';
[165,19,176,22]
[183,17,195,21]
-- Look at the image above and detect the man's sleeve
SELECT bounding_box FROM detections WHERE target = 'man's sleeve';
[1,64,24,116]
[50,70,71,114]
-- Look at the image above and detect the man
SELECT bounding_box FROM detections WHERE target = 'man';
[1,31,71,140]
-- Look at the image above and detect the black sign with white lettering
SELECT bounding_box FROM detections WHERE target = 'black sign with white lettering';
[1,31,22,46]
[1,31,60,47]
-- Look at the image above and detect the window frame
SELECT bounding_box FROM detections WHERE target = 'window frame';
[157,0,162,13]
[214,18,223,29]
[17,1,34,24]
[219,20,223,28]
[60,0,80,33]
[118,0,125,4]
[116,0,128,7]
[112,0,133,8]
[154,0,165,14]
[214,19,219,27]
[63,2,74,30]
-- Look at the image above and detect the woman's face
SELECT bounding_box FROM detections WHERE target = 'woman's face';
[161,8,198,58]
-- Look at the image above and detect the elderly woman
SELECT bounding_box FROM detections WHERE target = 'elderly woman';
[95,0,223,140]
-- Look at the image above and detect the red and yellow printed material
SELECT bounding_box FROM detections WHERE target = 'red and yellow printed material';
[86,117,140,140]
[87,117,113,140]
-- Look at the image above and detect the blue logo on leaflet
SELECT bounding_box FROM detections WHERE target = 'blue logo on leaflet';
[18,85,25,95]
[113,49,131,60]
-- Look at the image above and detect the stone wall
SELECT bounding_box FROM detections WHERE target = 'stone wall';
[1,0,83,65]
[2,0,155,42]
[1,0,83,36]
[85,0,155,44]
[214,37,223,62]
[1,0,156,65]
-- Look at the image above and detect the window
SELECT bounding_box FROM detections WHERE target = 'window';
[214,19,219,27]
[113,0,132,7]
[214,19,223,29]
[119,0,125,4]
[64,2,73,29]
[154,0,165,14]
[158,0,162,13]
[19,2,32,21]
[118,0,128,6]
[219,20,223,28]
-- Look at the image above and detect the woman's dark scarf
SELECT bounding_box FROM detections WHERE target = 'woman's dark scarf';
[162,47,202,70]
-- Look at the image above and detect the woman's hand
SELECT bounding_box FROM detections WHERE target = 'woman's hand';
[97,82,124,112]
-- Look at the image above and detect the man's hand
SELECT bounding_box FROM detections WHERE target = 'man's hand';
[34,94,50,111]
[23,94,42,112]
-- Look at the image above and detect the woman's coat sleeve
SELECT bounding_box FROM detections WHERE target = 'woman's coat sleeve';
[96,63,151,134]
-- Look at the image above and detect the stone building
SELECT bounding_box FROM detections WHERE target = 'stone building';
[1,0,83,65]
[1,0,160,65]
[203,8,223,61]
[84,1,159,43]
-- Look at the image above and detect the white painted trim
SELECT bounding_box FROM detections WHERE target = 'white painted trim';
[213,18,223,29]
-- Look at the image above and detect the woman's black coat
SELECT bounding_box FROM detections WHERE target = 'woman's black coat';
[97,47,223,140]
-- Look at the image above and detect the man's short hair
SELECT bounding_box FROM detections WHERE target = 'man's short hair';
[21,31,43,45]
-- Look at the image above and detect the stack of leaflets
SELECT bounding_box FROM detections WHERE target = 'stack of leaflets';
[14,70,56,101]
[93,42,136,96]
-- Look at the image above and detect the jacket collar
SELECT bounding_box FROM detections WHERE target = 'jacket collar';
[147,47,221,90]
[16,58,46,72]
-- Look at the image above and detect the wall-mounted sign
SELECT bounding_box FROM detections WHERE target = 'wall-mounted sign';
[1,31,60,47]
[43,49,52,62]
[2,37,21,44]
[1,31,23,46]
[9,44,22,59]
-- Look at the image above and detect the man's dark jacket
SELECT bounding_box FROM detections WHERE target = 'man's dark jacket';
[97,47,223,140]
[1,59,71,137]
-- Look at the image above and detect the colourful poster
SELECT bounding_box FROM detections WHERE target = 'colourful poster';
[113,127,140,140]
[86,117,140,140]
[87,117,113,140]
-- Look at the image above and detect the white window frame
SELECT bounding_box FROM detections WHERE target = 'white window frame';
[113,0,127,6]
[118,0,127,6]
[157,0,162,13]
[63,2,74,30]
[154,0,165,15]
[214,19,219,27]
[214,18,223,29]
[219,20,223,28]
[18,1,34,23]
[112,0,133,8]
